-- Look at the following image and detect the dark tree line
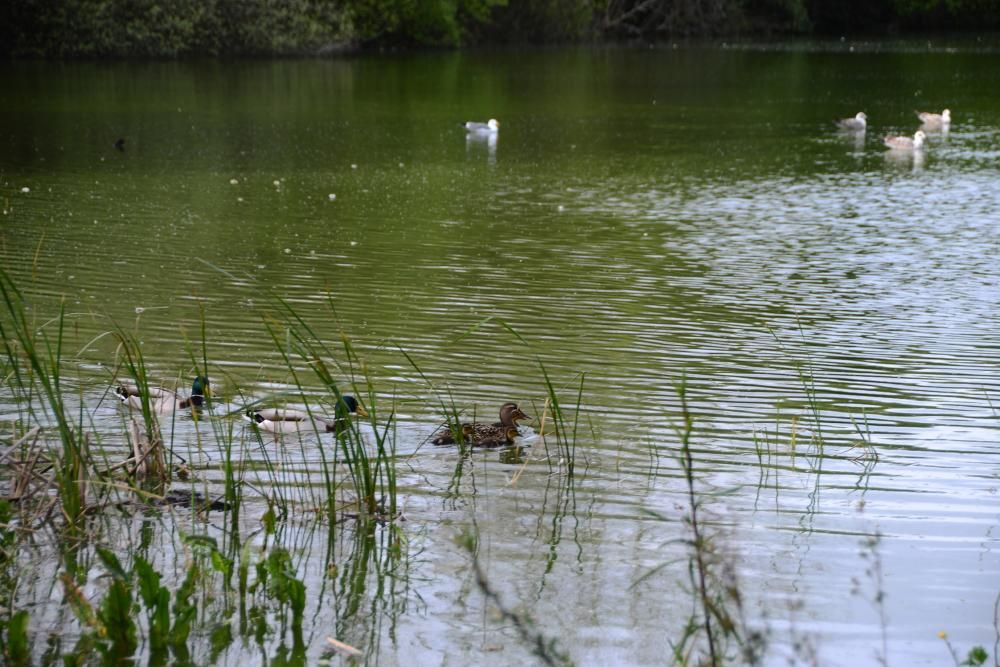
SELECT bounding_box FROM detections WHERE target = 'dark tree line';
[1,0,997,58]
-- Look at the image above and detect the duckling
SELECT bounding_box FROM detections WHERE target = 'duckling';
[432,402,530,446]
[115,376,209,414]
[246,395,367,434]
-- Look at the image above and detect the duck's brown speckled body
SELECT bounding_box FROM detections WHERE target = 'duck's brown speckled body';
[432,402,530,446]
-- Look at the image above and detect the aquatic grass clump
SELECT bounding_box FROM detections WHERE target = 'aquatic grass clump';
[56,535,242,664]
[110,329,175,493]
[0,269,98,527]
[0,269,410,664]
[0,500,30,664]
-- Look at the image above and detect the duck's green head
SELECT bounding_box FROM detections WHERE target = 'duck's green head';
[337,395,368,418]
[192,376,210,397]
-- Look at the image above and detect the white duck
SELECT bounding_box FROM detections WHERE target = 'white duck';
[916,109,951,126]
[463,119,499,134]
[835,112,867,131]
[883,130,926,150]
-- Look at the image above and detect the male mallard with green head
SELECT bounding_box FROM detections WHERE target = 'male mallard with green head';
[115,376,210,414]
[432,402,530,446]
[246,395,368,434]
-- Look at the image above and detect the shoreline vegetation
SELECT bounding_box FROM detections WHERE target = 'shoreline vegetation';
[1,0,998,59]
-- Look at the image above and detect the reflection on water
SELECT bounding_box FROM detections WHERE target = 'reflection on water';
[883,145,926,171]
[836,127,867,154]
[920,121,951,139]
[2,45,1000,665]
[466,130,497,166]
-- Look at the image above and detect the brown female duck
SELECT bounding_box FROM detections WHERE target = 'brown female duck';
[432,402,530,446]
[468,425,521,448]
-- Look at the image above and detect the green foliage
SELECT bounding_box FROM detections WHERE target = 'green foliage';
[485,0,593,44]
[1,0,997,55]
[0,0,352,57]
[349,0,504,46]
[170,562,199,650]
[0,269,90,528]
[96,580,137,661]
[0,502,20,661]
[261,548,306,632]
[3,611,30,666]
[135,556,171,658]
[962,646,988,666]
[208,622,234,661]
[95,548,138,662]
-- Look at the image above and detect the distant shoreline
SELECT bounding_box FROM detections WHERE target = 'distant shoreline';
[1,1,997,60]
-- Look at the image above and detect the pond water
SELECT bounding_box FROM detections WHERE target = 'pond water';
[1,41,999,665]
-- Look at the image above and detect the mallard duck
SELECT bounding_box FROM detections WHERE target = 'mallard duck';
[884,130,926,150]
[463,119,499,134]
[470,425,521,448]
[246,395,367,434]
[432,402,530,446]
[115,376,209,414]
[835,112,867,131]
[916,109,950,126]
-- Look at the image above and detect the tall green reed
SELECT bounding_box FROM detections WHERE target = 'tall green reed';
[257,296,398,523]
[538,365,584,477]
[638,379,766,666]
[111,327,174,493]
[0,269,93,527]
[0,500,29,666]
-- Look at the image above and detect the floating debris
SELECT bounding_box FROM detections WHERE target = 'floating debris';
[158,488,231,512]
[326,637,363,657]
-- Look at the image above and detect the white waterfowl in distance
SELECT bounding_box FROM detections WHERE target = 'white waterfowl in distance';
[835,112,868,131]
[916,109,951,126]
[883,130,927,150]
[464,118,499,133]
